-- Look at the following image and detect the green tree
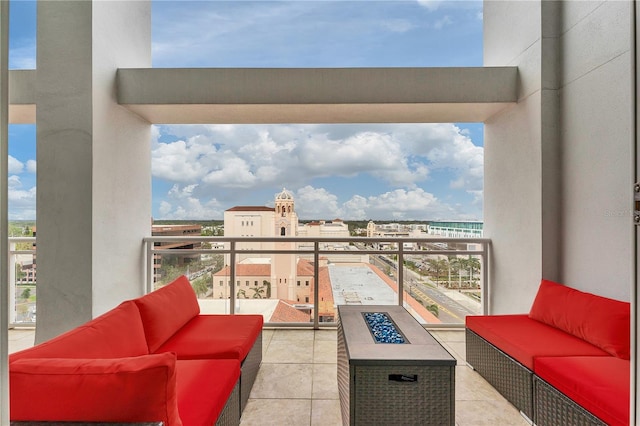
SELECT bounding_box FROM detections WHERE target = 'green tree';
[450,258,468,288]
[467,257,481,282]
[426,304,439,317]
[20,288,31,300]
[237,289,247,299]
[263,280,271,298]
[191,276,209,298]
[426,258,448,287]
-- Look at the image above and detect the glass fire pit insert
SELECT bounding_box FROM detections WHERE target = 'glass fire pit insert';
[363,312,408,344]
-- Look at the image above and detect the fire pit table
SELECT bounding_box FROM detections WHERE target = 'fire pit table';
[337,305,456,426]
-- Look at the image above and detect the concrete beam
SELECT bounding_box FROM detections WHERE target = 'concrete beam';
[9,70,35,123]
[117,67,518,124]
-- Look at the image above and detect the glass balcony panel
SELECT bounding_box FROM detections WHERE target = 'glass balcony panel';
[9,237,37,326]
[145,236,489,327]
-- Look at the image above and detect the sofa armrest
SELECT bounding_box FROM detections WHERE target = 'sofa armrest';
[10,354,180,425]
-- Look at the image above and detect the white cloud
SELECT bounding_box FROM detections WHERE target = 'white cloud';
[158,184,224,220]
[8,156,24,174]
[294,186,343,219]
[417,0,442,11]
[291,186,468,221]
[381,19,415,33]
[26,160,37,174]
[434,15,453,30]
[152,123,483,220]
[7,175,36,220]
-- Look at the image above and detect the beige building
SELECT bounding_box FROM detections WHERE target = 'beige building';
[222,189,347,303]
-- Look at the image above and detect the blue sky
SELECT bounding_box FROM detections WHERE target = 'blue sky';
[8,0,484,221]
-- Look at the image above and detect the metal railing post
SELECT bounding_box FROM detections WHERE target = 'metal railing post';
[313,241,319,329]
[229,241,236,314]
[398,242,404,306]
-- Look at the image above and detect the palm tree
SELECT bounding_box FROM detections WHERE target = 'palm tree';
[251,286,265,299]
[237,289,247,299]
[467,257,481,285]
[450,258,467,288]
[426,258,448,287]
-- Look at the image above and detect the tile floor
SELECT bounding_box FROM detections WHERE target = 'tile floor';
[8,327,531,426]
[240,328,531,426]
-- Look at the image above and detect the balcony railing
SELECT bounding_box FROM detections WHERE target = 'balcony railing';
[143,236,491,328]
[7,236,491,329]
[8,237,37,327]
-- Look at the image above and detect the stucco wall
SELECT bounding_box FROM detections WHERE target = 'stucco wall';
[483,0,633,311]
[483,1,546,313]
[558,1,633,301]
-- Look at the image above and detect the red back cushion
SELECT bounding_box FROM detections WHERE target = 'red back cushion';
[529,279,630,359]
[10,301,149,362]
[134,275,200,353]
[10,352,182,426]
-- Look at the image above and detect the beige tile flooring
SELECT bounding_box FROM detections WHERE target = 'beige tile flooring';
[240,328,531,426]
[8,328,530,426]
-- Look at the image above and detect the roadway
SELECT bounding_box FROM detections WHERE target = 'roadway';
[371,254,479,324]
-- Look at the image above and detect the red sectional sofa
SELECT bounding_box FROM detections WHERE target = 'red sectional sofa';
[9,275,263,426]
[466,279,630,426]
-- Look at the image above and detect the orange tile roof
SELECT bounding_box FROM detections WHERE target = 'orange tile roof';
[213,264,271,277]
[226,206,275,212]
[296,258,314,276]
[270,300,312,323]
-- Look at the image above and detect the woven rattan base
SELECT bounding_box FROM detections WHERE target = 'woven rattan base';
[217,381,241,426]
[338,306,455,426]
[352,364,454,425]
[533,376,606,426]
[465,328,533,420]
[240,331,262,414]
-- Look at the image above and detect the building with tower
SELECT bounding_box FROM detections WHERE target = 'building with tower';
[218,189,346,318]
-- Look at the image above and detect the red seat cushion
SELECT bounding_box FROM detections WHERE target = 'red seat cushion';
[156,314,263,360]
[529,279,630,359]
[10,301,148,362]
[535,356,629,426]
[10,352,182,426]
[135,275,201,353]
[466,314,609,370]
[176,359,240,425]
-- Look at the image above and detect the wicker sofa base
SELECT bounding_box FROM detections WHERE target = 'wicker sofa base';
[465,329,533,420]
[240,331,263,413]
[533,376,605,426]
[216,381,241,426]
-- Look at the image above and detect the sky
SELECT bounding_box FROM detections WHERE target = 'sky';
[8,0,484,222]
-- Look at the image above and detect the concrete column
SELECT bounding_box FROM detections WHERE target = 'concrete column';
[35,1,151,343]
[483,0,561,313]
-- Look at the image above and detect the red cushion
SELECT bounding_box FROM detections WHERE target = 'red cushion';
[10,352,182,426]
[176,359,240,425]
[529,279,630,359]
[10,301,148,362]
[535,356,629,426]
[156,314,263,360]
[135,275,201,353]
[466,314,609,370]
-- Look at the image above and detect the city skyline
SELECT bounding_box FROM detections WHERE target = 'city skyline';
[8,0,484,221]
